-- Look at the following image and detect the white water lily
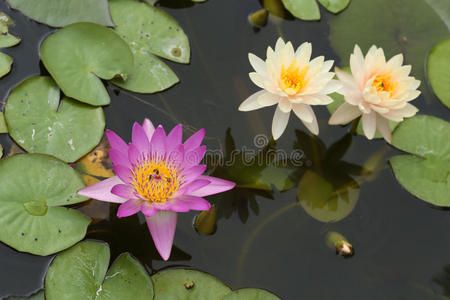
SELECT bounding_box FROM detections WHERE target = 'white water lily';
[239,38,341,139]
[329,45,421,143]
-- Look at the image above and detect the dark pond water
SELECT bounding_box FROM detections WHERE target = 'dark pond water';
[0,0,450,299]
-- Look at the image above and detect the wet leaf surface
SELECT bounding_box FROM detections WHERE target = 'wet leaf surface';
[0,12,20,48]
[5,76,105,162]
[427,38,450,109]
[6,0,114,27]
[40,22,134,106]
[390,115,450,206]
[0,154,90,255]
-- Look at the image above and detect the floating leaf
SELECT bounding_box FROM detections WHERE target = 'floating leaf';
[297,170,359,223]
[5,76,105,162]
[41,22,134,106]
[109,0,188,93]
[0,12,20,48]
[6,0,114,27]
[427,38,450,108]
[0,52,13,78]
[0,154,90,255]
[329,0,449,83]
[223,288,281,300]
[6,290,45,300]
[317,0,350,14]
[281,0,320,21]
[0,111,8,133]
[327,92,398,138]
[390,115,450,206]
[45,241,154,300]
[151,269,231,299]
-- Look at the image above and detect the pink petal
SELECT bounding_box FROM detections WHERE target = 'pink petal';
[376,114,392,144]
[167,124,183,151]
[167,144,184,168]
[146,211,178,261]
[184,145,206,167]
[183,128,205,151]
[150,125,167,157]
[113,165,133,184]
[177,195,211,211]
[106,130,128,154]
[109,148,130,167]
[362,112,377,140]
[184,179,211,194]
[166,199,190,212]
[141,202,158,217]
[111,184,138,200]
[142,118,155,141]
[117,199,142,218]
[78,176,126,203]
[132,122,150,154]
[329,102,362,125]
[128,143,141,166]
[189,175,235,197]
[182,165,207,183]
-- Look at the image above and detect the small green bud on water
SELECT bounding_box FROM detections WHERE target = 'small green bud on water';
[248,9,269,28]
[194,205,217,235]
[326,231,354,257]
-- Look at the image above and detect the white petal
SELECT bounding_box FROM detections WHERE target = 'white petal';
[370,104,389,114]
[299,106,319,135]
[387,53,403,69]
[249,72,267,89]
[248,53,267,75]
[376,114,392,144]
[335,67,356,86]
[239,90,266,111]
[300,94,333,105]
[292,103,313,123]
[329,102,362,125]
[321,79,342,94]
[275,37,285,52]
[257,92,279,107]
[295,42,312,67]
[272,106,290,140]
[350,45,365,87]
[278,97,292,112]
[278,41,295,68]
[392,103,419,118]
[362,111,377,139]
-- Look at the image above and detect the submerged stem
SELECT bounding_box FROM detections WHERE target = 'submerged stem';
[350,116,361,135]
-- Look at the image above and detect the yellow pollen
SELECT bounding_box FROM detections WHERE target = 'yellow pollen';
[372,74,398,96]
[131,157,181,203]
[280,59,309,95]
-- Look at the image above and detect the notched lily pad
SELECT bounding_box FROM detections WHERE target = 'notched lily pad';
[223,288,281,300]
[5,76,105,162]
[0,52,13,78]
[0,154,90,255]
[6,290,45,300]
[45,241,154,300]
[40,22,134,106]
[281,0,349,20]
[0,12,20,48]
[151,269,231,299]
[390,115,450,206]
[110,0,189,93]
[6,0,114,27]
[427,38,450,109]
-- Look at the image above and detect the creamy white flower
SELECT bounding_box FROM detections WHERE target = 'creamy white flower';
[329,45,421,143]
[239,38,341,139]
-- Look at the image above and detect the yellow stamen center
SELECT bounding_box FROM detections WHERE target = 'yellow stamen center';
[372,74,398,96]
[131,157,182,203]
[280,60,309,95]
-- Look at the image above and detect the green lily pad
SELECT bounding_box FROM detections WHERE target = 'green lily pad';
[281,0,320,20]
[427,38,450,109]
[45,241,154,300]
[317,0,350,14]
[109,0,187,93]
[0,112,8,133]
[223,288,281,300]
[151,269,231,299]
[6,0,114,27]
[327,92,398,138]
[281,0,349,20]
[297,170,359,223]
[0,154,90,255]
[0,12,20,48]
[40,22,133,106]
[7,291,45,300]
[0,52,13,78]
[390,115,450,206]
[329,0,449,83]
[5,76,105,163]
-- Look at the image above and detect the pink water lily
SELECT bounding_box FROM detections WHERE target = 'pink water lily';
[78,119,235,260]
